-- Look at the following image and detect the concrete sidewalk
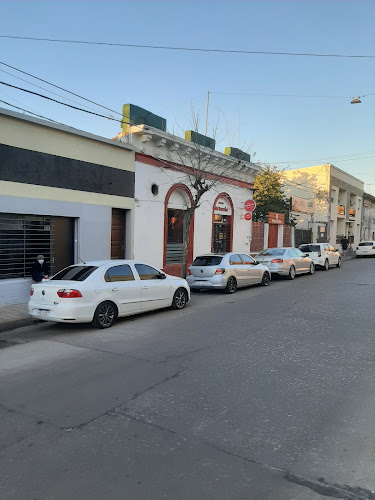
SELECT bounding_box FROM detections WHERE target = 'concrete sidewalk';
[0,254,357,335]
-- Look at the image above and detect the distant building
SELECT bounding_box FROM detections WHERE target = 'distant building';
[283,164,364,250]
[362,193,375,241]
[0,108,135,306]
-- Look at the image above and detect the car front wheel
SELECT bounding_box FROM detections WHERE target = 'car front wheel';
[94,301,117,329]
[337,258,342,268]
[323,259,329,271]
[288,266,296,280]
[309,263,315,275]
[172,288,188,310]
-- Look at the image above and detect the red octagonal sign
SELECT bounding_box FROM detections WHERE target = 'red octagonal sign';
[244,199,256,212]
[244,212,252,221]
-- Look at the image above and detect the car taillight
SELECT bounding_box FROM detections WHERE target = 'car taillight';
[215,268,225,274]
[318,251,321,257]
[373,246,375,250]
[57,289,82,298]
[187,269,192,275]
[30,288,34,296]
[271,259,283,263]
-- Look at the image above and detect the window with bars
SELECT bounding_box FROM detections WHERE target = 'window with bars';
[0,213,52,280]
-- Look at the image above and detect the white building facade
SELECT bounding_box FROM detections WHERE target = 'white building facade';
[362,193,375,241]
[117,125,260,275]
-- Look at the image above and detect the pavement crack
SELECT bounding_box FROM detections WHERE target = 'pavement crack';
[284,472,375,500]
[61,369,184,432]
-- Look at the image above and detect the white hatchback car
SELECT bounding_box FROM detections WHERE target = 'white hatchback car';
[356,241,375,257]
[299,243,341,270]
[29,260,190,328]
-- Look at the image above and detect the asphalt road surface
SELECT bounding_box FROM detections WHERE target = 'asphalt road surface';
[1,258,375,500]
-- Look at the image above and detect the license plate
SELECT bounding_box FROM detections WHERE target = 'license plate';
[195,281,207,285]
[38,309,50,317]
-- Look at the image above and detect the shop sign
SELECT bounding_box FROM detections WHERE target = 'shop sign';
[214,197,232,216]
[268,212,285,224]
[349,208,356,217]
[337,205,345,215]
[244,199,256,212]
[244,213,252,221]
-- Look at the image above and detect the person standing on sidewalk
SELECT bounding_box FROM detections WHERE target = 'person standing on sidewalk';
[31,255,49,282]
[340,236,349,256]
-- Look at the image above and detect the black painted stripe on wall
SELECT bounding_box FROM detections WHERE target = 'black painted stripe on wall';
[0,144,134,198]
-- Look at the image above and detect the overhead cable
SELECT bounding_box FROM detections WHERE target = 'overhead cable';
[0,35,374,59]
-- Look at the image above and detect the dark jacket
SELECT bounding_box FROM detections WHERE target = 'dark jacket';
[340,238,349,249]
[31,261,49,282]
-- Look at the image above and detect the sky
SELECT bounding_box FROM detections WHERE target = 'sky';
[0,0,374,193]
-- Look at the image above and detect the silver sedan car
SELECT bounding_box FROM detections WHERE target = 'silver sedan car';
[255,247,314,279]
[187,252,271,294]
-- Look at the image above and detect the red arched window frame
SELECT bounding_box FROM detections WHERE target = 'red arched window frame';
[164,184,195,268]
[211,193,234,253]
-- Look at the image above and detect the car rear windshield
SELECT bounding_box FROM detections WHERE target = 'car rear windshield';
[358,242,374,246]
[50,266,98,281]
[300,245,320,253]
[192,256,223,266]
[257,249,285,256]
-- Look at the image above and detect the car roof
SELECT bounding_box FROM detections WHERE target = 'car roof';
[69,260,151,267]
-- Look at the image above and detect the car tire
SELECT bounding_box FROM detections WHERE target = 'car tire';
[323,259,329,271]
[288,266,296,280]
[337,258,342,268]
[93,301,117,329]
[172,288,188,310]
[309,263,315,275]
[261,272,270,286]
[225,276,237,294]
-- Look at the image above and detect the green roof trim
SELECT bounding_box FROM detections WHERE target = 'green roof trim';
[185,130,215,150]
[122,104,166,133]
[224,147,250,162]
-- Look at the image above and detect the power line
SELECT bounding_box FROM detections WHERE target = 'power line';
[266,150,375,165]
[0,60,123,118]
[0,80,128,124]
[1,35,374,59]
[0,98,75,127]
[0,66,111,115]
[210,90,375,99]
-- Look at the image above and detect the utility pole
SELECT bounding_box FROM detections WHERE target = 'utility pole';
[205,91,210,136]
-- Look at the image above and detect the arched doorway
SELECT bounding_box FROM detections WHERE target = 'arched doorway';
[164,184,194,272]
[212,193,233,253]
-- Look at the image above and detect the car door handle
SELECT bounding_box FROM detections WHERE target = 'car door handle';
[143,286,149,290]
[112,287,119,292]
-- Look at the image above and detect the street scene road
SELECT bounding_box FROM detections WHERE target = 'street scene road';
[1,258,375,499]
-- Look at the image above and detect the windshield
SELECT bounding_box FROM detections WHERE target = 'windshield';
[192,256,223,266]
[51,266,98,281]
[257,249,285,256]
[300,245,321,253]
[359,242,373,246]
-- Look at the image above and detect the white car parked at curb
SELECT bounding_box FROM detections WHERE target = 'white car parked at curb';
[29,260,190,328]
[299,243,341,270]
[356,241,375,257]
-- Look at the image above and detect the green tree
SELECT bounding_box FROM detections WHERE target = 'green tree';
[253,166,291,224]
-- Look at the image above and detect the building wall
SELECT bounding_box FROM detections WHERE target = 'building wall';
[134,161,254,270]
[362,194,375,241]
[284,164,364,249]
[0,109,135,306]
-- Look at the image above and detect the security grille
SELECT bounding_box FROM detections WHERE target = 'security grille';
[0,213,52,280]
[212,222,231,253]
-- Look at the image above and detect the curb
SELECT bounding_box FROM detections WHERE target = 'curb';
[0,317,34,335]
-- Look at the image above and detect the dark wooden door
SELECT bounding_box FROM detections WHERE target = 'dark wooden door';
[51,217,74,274]
[268,224,279,248]
[111,208,126,259]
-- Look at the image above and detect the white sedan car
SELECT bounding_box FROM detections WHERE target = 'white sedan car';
[356,241,375,257]
[29,260,190,328]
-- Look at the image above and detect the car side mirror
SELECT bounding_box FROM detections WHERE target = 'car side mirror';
[255,260,260,265]
[159,273,167,279]
[335,249,339,252]
[304,254,309,258]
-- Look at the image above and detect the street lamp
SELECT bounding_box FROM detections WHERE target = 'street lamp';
[351,97,361,104]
